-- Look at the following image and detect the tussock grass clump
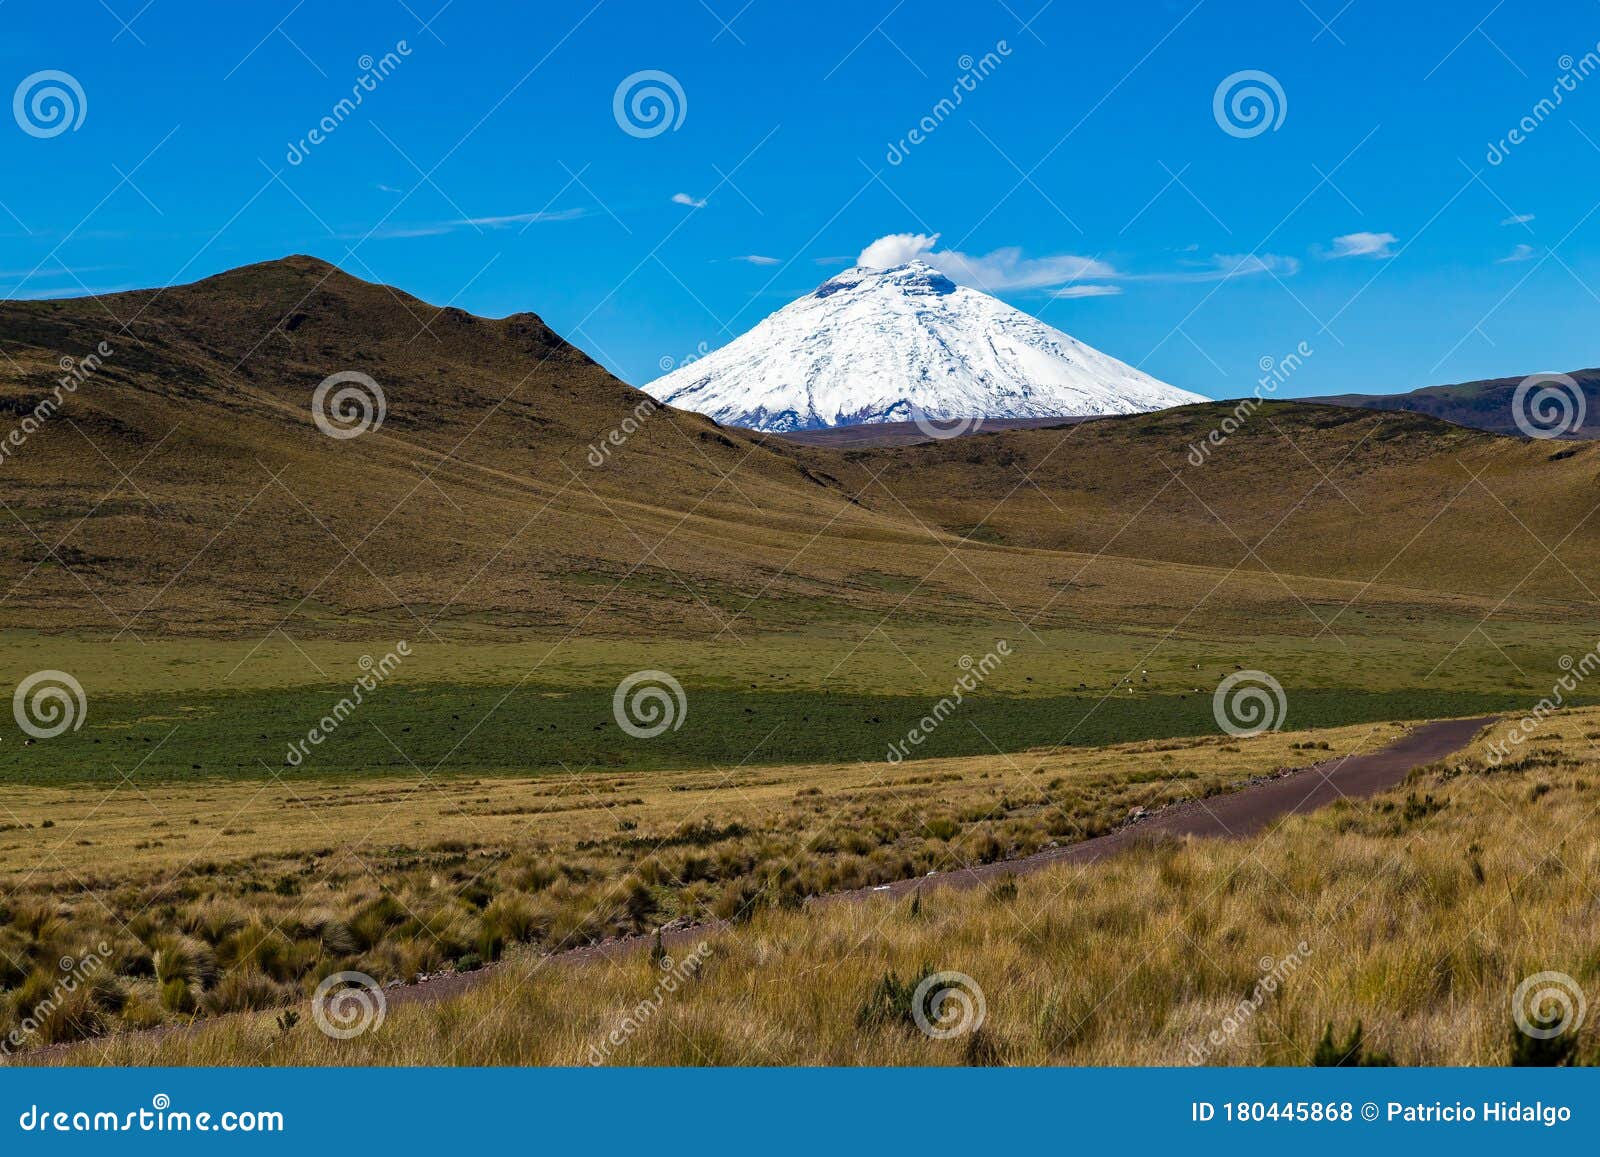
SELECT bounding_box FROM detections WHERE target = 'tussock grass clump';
[855,968,929,1031]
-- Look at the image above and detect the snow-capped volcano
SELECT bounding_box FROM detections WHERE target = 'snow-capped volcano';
[643,261,1205,432]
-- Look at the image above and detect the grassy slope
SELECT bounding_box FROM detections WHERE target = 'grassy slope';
[0,256,915,636]
[2,257,1598,644]
[1312,366,1600,438]
[832,400,1600,604]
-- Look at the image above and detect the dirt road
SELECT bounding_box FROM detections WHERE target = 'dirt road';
[519,714,1495,981]
[820,714,1496,906]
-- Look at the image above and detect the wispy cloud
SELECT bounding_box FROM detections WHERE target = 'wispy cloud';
[854,231,1294,294]
[1050,284,1123,298]
[732,254,780,265]
[1498,243,1537,263]
[1501,212,1535,225]
[2,283,137,300]
[1327,231,1397,259]
[672,192,707,208]
[1134,253,1300,283]
[0,265,114,279]
[934,246,1117,291]
[366,207,586,239]
[856,232,1115,290]
[463,208,587,228]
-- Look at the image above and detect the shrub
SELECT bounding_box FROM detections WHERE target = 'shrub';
[202,970,285,1015]
[855,965,942,1033]
[349,895,408,950]
[476,927,505,963]
[1311,1022,1393,1066]
[24,974,124,1046]
[482,893,546,945]
[160,977,195,1014]
[150,935,215,989]
[1508,1021,1580,1066]
[216,923,298,983]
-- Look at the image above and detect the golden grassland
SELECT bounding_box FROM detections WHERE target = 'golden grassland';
[0,721,1390,1052]
[6,260,1600,1065]
[5,257,1600,645]
[33,708,1600,1066]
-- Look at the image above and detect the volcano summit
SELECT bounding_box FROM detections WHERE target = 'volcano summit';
[643,260,1205,432]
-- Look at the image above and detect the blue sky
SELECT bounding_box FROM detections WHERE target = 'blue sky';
[2,0,1599,398]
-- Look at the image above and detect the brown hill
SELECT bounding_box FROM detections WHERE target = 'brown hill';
[0,256,920,636]
[1,256,1596,643]
[833,400,1600,605]
[1312,366,1600,438]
